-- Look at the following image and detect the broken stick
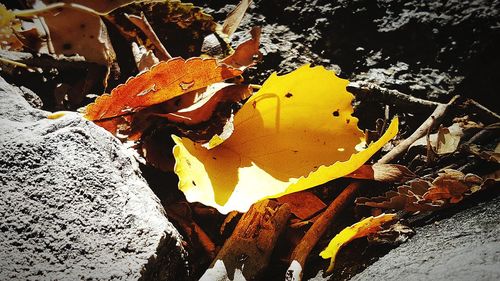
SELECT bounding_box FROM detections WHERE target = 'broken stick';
[348,81,442,110]
[200,200,291,281]
[286,182,361,281]
[378,95,460,164]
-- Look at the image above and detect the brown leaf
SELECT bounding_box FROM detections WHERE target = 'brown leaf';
[222,0,253,36]
[276,191,326,220]
[356,169,497,212]
[108,1,221,59]
[157,83,252,126]
[222,26,262,70]
[463,143,500,163]
[368,221,415,245]
[347,163,416,183]
[40,6,116,66]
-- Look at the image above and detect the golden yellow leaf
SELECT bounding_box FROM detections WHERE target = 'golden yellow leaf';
[172,65,399,214]
[320,213,397,273]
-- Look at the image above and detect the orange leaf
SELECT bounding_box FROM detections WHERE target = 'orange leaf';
[84,57,242,121]
[222,27,262,69]
[276,191,326,220]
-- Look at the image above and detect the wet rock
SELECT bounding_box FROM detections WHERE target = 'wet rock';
[0,77,187,280]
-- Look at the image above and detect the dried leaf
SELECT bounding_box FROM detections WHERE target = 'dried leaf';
[172,65,399,214]
[423,169,481,204]
[157,83,252,126]
[126,12,171,61]
[108,1,222,59]
[222,0,253,36]
[319,214,397,273]
[464,143,500,163]
[131,42,159,71]
[410,122,464,155]
[356,169,497,212]
[0,4,23,50]
[39,5,116,65]
[346,163,416,183]
[276,191,326,220]
[84,57,242,123]
[222,26,262,70]
[367,221,415,245]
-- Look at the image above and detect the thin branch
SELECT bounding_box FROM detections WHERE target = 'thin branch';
[348,81,442,109]
[465,98,500,121]
[126,13,172,61]
[378,95,460,164]
[13,2,107,18]
[286,182,361,280]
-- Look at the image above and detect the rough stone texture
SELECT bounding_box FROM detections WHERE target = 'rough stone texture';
[197,0,500,108]
[349,195,500,281]
[0,77,187,280]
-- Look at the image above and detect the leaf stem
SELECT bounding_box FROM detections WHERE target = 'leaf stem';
[0,56,29,68]
[249,84,262,90]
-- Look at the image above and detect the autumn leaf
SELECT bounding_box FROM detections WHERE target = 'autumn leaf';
[37,5,116,66]
[222,26,262,70]
[221,0,253,36]
[276,191,326,220]
[156,83,252,126]
[0,4,22,50]
[108,0,222,59]
[356,169,498,212]
[54,0,139,14]
[84,57,242,123]
[172,65,399,214]
[319,213,397,273]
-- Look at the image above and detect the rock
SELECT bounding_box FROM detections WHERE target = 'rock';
[0,77,188,280]
[196,0,500,108]
[349,195,500,281]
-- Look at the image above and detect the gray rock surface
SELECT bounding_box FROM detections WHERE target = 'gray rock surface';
[0,77,187,280]
[350,195,500,281]
[197,0,500,108]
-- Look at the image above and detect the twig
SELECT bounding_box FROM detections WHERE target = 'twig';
[13,2,107,18]
[126,13,172,61]
[249,84,262,90]
[465,98,500,121]
[378,95,460,164]
[286,182,361,280]
[348,81,441,109]
[0,56,29,68]
[284,100,455,279]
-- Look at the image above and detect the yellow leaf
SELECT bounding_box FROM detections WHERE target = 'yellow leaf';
[172,65,399,214]
[320,213,397,273]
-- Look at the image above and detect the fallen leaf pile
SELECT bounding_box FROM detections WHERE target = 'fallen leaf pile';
[2,1,499,280]
[356,169,497,212]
